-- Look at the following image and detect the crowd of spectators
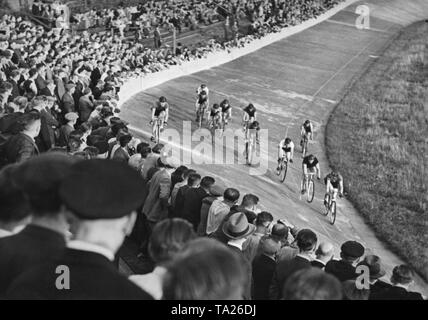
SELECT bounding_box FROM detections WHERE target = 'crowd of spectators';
[0,0,425,300]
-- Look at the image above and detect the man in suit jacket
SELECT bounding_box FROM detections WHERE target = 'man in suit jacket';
[143,156,174,228]
[73,78,85,112]
[0,153,75,296]
[252,237,280,300]
[39,80,57,97]
[61,83,76,114]
[174,173,201,219]
[180,176,215,230]
[325,240,365,282]
[58,112,78,147]
[311,241,334,269]
[4,112,41,164]
[357,255,392,300]
[6,160,153,300]
[270,229,318,299]
[38,103,59,152]
[8,70,21,101]
[35,63,47,92]
[78,87,95,122]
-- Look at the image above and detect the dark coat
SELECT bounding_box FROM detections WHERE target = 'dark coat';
[172,185,190,218]
[61,92,75,114]
[197,196,218,236]
[180,187,209,230]
[4,132,39,163]
[227,245,252,300]
[58,124,74,147]
[371,285,423,300]
[9,79,20,100]
[35,74,47,92]
[368,280,393,300]
[252,254,276,300]
[6,248,153,300]
[325,259,357,282]
[311,260,326,269]
[38,108,59,151]
[78,95,94,122]
[0,225,66,296]
[270,255,312,299]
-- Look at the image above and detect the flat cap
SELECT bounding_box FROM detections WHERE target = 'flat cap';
[59,159,145,220]
[341,241,365,258]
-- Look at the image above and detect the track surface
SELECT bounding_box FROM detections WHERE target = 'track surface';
[121,0,428,293]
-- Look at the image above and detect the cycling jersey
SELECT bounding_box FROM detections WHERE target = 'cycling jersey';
[220,101,231,113]
[302,156,318,170]
[325,173,343,188]
[198,94,208,105]
[153,101,169,117]
[210,107,221,117]
[248,122,260,130]
[244,107,256,118]
[303,123,312,133]
[282,143,294,152]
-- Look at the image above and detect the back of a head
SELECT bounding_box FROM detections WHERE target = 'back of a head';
[391,265,414,285]
[270,223,289,242]
[148,218,196,265]
[0,164,31,225]
[17,111,40,133]
[163,238,246,300]
[255,211,273,227]
[296,229,318,252]
[12,153,76,217]
[241,193,259,207]
[200,176,215,189]
[187,173,201,187]
[282,268,343,300]
[223,188,240,203]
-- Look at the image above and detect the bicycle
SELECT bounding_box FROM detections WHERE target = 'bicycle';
[245,133,256,166]
[301,134,309,157]
[196,102,208,128]
[150,117,163,144]
[301,172,315,203]
[277,156,289,183]
[324,190,342,225]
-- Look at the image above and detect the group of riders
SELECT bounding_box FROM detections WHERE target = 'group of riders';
[148,84,344,212]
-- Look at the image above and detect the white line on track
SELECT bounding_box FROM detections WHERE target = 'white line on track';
[325,19,394,34]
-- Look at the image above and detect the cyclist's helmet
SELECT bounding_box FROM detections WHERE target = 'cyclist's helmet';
[330,170,339,178]
[222,99,229,105]
[200,84,206,89]
[285,137,291,144]
[250,121,260,131]
[308,154,315,161]
[159,96,167,103]
[248,103,255,111]
[213,103,220,109]
[304,120,310,125]
[200,90,207,96]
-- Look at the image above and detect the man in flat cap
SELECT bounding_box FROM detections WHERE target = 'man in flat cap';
[0,153,75,296]
[325,240,365,282]
[58,112,78,147]
[6,160,152,300]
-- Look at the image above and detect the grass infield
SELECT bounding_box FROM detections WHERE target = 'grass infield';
[326,21,428,281]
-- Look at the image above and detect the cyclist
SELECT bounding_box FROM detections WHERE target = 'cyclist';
[324,170,344,206]
[247,120,260,144]
[242,103,256,126]
[208,103,222,128]
[150,96,169,142]
[301,154,321,194]
[195,89,209,123]
[220,99,232,127]
[196,84,209,97]
[277,137,294,174]
[300,119,314,143]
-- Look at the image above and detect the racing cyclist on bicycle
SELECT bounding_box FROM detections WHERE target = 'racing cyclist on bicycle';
[208,103,222,128]
[301,119,313,139]
[301,154,321,194]
[196,84,209,97]
[277,137,294,174]
[150,96,169,142]
[242,103,256,133]
[195,90,209,123]
[246,120,260,144]
[220,99,232,127]
[324,170,344,206]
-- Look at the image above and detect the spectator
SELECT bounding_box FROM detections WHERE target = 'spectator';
[252,236,280,300]
[282,268,343,300]
[197,184,224,236]
[140,143,163,180]
[0,164,31,238]
[173,172,201,218]
[169,168,195,209]
[162,238,247,300]
[311,241,334,269]
[111,134,132,164]
[0,153,75,296]
[243,211,273,262]
[357,255,392,300]
[129,218,196,299]
[342,280,370,300]
[180,175,215,230]
[128,142,150,171]
[78,87,94,122]
[230,193,259,224]
[61,83,76,114]
[271,229,318,299]
[6,159,153,300]
[58,112,78,147]
[3,111,40,164]
[207,187,240,238]
[325,240,365,282]
[374,265,424,300]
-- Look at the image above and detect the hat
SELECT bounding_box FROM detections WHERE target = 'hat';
[341,241,365,259]
[65,112,79,121]
[65,83,76,91]
[209,184,225,197]
[59,159,146,220]
[222,212,256,240]
[93,141,109,154]
[357,255,386,279]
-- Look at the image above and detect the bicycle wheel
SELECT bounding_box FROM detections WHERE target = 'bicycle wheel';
[323,194,330,216]
[246,142,253,166]
[330,201,337,225]
[280,160,288,183]
[307,179,315,203]
[156,121,160,144]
